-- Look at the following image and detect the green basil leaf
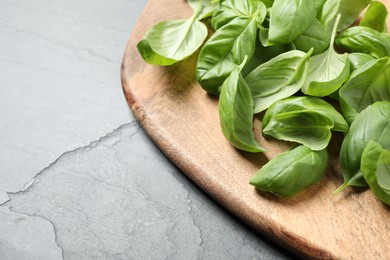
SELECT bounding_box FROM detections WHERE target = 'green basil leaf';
[188,0,220,20]
[339,57,390,124]
[348,52,375,72]
[302,15,350,97]
[319,0,340,29]
[359,1,388,33]
[336,26,390,58]
[266,0,316,45]
[250,145,328,197]
[293,19,330,55]
[197,0,264,94]
[314,0,327,15]
[137,15,207,66]
[245,49,312,113]
[211,0,266,30]
[337,0,372,31]
[335,101,390,193]
[263,96,349,132]
[137,40,178,66]
[263,110,334,151]
[361,141,390,206]
[219,58,265,152]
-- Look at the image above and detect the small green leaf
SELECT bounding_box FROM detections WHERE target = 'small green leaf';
[339,57,390,124]
[293,19,330,55]
[219,58,265,153]
[188,0,219,20]
[348,53,375,72]
[359,1,388,33]
[250,145,328,197]
[263,110,334,151]
[361,141,390,206]
[245,49,312,113]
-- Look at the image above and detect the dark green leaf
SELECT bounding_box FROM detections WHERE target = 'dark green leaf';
[262,110,334,151]
[336,26,390,58]
[361,141,390,206]
[250,145,328,197]
[197,0,265,94]
[293,19,330,55]
[335,101,390,193]
[219,58,266,152]
[265,0,316,45]
[339,57,390,124]
[245,49,312,113]
[263,96,349,132]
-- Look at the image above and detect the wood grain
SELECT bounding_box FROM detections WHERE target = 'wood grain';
[121,1,390,258]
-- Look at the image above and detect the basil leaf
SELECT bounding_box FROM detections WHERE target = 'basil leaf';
[361,141,390,206]
[339,57,390,124]
[137,14,207,66]
[188,0,219,20]
[211,0,266,30]
[348,52,375,72]
[250,145,328,197]
[359,1,388,33]
[319,0,340,29]
[335,101,390,193]
[262,110,334,151]
[196,0,265,94]
[137,40,178,66]
[245,49,312,113]
[302,15,350,97]
[293,19,330,55]
[314,0,327,15]
[335,26,390,58]
[266,0,316,45]
[219,58,265,153]
[263,96,349,132]
[337,0,372,31]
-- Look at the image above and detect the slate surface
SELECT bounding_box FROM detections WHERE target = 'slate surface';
[0,0,293,258]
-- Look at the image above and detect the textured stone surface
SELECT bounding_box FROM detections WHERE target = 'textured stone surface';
[0,207,63,260]
[0,0,144,193]
[5,123,291,259]
[0,0,293,258]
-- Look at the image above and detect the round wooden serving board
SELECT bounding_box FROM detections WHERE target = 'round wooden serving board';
[121,1,390,258]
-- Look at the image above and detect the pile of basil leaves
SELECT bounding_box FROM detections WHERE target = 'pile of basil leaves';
[137,0,390,205]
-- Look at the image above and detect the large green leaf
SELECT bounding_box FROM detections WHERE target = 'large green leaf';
[262,110,334,151]
[359,1,388,33]
[336,26,390,58]
[245,49,312,113]
[263,96,349,132]
[265,0,316,45]
[250,145,328,197]
[335,101,390,193]
[339,57,390,124]
[137,14,207,66]
[301,15,350,97]
[361,141,390,206]
[219,58,265,152]
[196,0,265,94]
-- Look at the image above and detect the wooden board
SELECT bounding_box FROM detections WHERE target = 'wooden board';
[121,1,390,258]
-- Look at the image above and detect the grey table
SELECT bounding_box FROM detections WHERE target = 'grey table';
[0,0,294,259]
